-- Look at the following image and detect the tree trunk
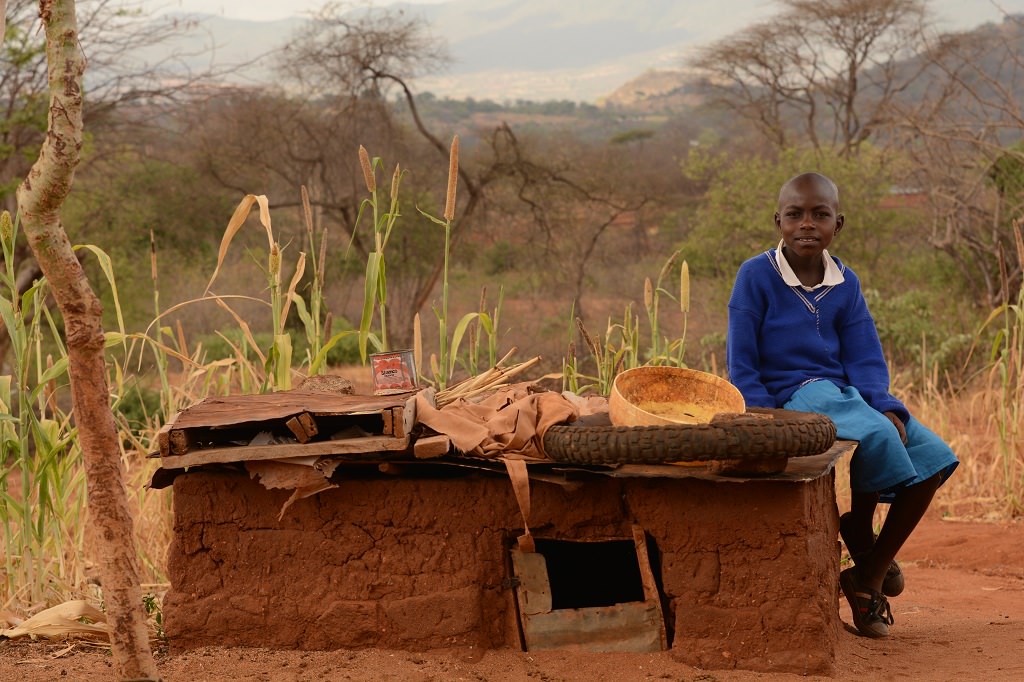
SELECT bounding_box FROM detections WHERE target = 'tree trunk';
[15,1,159,680]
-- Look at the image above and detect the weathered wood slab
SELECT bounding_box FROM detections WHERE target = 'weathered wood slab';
[285,413,318,443]
[158,390,418,458]
[170,391,414,429]
[160,433,411,469]
[413,434,451,459]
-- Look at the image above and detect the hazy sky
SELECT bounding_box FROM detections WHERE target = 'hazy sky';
[153,0,1022,27]
[155,0,438,22]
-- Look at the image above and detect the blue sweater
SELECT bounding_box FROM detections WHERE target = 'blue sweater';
[726,250,909,422]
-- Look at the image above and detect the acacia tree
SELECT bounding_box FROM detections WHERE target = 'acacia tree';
[274,2,493,323]
[1,0,230,365]
[690,0,934,158]
[192,4,519,346]
[891,15,1024,305]
[13,0,158,678]
[190,2,678,356]
[2,0,217,213]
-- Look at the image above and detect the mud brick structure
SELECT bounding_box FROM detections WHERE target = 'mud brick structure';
[164,445,847,675]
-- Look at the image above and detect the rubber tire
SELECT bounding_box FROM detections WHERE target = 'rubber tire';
[542,408,836,466]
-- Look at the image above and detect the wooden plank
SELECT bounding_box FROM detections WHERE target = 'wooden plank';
[391,406,404,439]
[160,434,410,469]
[170,392,413,430]
[511,550,552,616]
[511,537,666,653]
[631,526,659,604]
[382,409,394,436]
[413,434,450,459]
[169,428,196,456]
[156,412,180,458]
[604,440,856,483]
[632,525,668,651]
[285,412,318,443]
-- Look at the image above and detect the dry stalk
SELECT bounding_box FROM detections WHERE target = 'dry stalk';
[444,135,459,221]
[435,352,541,408]
[358,145,376,193]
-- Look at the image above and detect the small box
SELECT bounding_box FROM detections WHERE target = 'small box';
[369,349,418,395]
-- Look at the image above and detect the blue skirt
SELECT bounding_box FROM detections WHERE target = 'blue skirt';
[784,380,958,501]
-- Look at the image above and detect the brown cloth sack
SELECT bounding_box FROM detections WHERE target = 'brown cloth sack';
[414,382,580,459]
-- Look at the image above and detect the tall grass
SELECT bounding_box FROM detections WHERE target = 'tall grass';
[1,211,86,607]
[566,250,691,395]
[354,147,402,360]
[981,221,1024,512]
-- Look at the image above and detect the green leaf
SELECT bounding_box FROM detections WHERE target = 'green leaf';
[448,312,479,378]
[358,253,383,363]
[309,329,358,375]
[415,206,449,227]
[273,333,293,390]
[288,292,313,337]
[74,244,127,339]
[477,313,494,336]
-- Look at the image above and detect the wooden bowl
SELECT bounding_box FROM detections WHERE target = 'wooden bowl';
[609,366,745,427]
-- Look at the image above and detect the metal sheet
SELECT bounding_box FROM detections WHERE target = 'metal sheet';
[518,601,665,652]
[510,529,667,653]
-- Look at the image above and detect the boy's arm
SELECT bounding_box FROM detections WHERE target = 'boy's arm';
[840,291,911,423]
[727,261,775,407]
[727,307,775,408]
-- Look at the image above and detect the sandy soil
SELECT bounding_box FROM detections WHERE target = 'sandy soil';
[1,514,1021,682]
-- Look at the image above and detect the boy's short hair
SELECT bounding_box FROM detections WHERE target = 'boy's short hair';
[779,172,840,208]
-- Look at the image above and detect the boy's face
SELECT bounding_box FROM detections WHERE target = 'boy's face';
[774,176,844,259]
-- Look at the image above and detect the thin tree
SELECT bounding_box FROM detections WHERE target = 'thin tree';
[14,0,158,679]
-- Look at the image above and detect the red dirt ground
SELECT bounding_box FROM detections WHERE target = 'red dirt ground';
[0,513,1021,681]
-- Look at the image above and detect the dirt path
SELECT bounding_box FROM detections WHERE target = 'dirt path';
[1,515,1021,681]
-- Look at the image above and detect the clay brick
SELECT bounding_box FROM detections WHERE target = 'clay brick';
[383,586,482,641]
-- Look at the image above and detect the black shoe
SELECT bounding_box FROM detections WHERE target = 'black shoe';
[840,567,894,638]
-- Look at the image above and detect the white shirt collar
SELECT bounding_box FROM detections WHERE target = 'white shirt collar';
[774,240,845,290]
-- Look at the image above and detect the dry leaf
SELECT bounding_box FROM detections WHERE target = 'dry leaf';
[0,600,109,642]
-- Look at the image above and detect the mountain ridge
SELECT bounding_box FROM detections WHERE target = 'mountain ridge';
[144,0,1018,103]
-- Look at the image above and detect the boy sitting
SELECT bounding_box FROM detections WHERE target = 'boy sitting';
[726,172,958,637]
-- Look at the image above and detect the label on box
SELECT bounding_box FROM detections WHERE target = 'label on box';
[370,350,417,394]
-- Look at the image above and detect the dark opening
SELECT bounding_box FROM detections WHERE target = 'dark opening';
[533,538,645,609]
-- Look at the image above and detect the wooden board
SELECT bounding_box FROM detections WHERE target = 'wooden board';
[604,440,855,483]
[160,433,411,469]
[158,391,418,458]
[285,413,318,443]
[413,434,451,459]
[169,391,415,430]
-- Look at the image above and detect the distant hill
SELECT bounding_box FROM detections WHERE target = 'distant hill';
[598,69,701,111]
[136,0,1018,104]
[136,0,777,102]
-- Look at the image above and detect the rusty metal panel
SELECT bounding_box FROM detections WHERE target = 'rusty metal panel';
[510,529,667,653]
[518,601,665,652]
[511,549,552,615]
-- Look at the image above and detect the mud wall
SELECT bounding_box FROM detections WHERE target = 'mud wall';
[164,467,840,674]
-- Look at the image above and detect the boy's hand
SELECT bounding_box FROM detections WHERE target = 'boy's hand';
[884,411,908,444]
